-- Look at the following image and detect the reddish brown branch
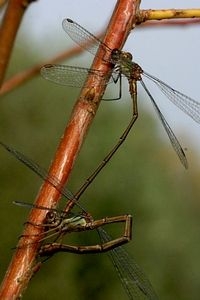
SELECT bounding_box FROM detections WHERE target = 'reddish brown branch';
[0,0,140,298]
[0,0,35,86]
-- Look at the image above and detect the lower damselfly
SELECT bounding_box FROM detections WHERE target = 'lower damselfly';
[1,141,158,299]
[41,18,200,170]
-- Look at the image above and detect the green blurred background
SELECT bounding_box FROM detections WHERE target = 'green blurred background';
[1,12,200,300]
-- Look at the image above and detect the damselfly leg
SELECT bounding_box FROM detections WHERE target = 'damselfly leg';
[42,18,200,171]
[1,142,158,299]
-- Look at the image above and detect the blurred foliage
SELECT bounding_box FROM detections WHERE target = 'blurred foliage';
[0,42,200,300]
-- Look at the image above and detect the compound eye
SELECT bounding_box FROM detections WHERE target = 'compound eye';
[111,48,120,63]
[126,52,132,60]
[45,211,57,224]
[112,48,120,55]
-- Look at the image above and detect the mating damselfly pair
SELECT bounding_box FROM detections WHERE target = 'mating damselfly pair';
[2,17,199,299]
[41,18,200,169]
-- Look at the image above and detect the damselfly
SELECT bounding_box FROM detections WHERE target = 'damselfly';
[41,18,200,170]
[0,141,158,299]
[15,200,132,255]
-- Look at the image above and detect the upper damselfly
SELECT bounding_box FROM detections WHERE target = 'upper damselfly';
[41,18,200,169]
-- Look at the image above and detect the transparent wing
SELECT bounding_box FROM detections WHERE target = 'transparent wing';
[140,81,188,169]
[62,18,112,60]
[98,228,158,300]
[13,200,52,212]
[0,141,85,211]
[41,64,110,87]
[143,72,200,124]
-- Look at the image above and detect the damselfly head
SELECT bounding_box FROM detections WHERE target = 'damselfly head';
[44,210,60,226]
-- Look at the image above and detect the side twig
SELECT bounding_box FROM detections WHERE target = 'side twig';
[138,8,200,24]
